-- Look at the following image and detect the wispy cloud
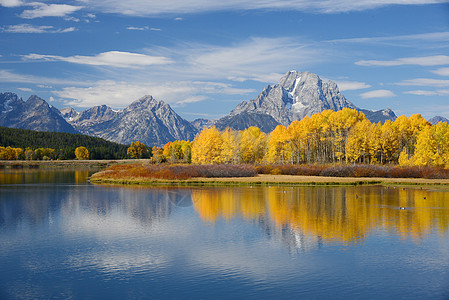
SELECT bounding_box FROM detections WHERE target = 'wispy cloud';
[19,3,83,19]
[178,37,321,82]
[360,89,396,99]
[356,55,449,67]
[432,67,449,76]
[53,80,255,108]
[404,90,439,96]
[327,31,449,45]
[81,0,449,16]
[0,70,88,86]
[1,24,76,34]
[17,87,33,92]
[127,26,161,31]
[396,78,449,87]
[404,89,449,96]
[334,81,371,91]
[0,0,22,7]
[22,51,173,68]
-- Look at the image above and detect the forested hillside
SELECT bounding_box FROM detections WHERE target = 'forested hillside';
[0,126,128,159]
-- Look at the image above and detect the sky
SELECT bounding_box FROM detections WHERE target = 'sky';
[1,0,449,121]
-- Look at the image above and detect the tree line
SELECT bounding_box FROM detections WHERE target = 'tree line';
[0,126,128,160]
[159,108,448,167]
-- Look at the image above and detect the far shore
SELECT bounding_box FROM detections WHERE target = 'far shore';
[89,173,449,187]
[0,159,143,169]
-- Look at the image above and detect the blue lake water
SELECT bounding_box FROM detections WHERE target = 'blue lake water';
[1,169,449,299]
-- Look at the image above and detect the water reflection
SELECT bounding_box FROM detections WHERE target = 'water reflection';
[192,186,449,244]
[2,172,449,299]
[0,169,91,184]
[0,185,193,230]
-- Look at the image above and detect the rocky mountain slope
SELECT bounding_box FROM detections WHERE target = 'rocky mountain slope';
[65,96,198,146]
[215,71,396,132]
[0,92,77,133]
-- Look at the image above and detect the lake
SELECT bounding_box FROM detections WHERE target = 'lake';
[1,169,448,299]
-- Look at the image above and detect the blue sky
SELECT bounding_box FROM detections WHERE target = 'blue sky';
[1,0,449,121]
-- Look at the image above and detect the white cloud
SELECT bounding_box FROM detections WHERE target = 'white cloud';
[127,26,149,31]
[80,0,448,16]
[17,87,33,92]
[396,78,449,87]
[360,89,396,99]
[0,0,22,7]
[327,31,449,45]
[37,84,53,88]
[1,24,76,33]
[334,81,371,91]
[403,90,439,96]
[432,67,449,76]
[126,26,161,31]
[181,37,321,82]
[356,55,449,67]
[22,51,173,68]
[0,70,88,86]
[53,80,255,108]
[404,89,449,96]
[20,3,83,19]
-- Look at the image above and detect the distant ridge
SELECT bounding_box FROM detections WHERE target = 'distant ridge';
[428,116,449,125]
[65,95,198,147]
[0,93,77,133]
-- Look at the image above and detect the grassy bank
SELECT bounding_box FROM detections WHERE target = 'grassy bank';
[89,163,449,187]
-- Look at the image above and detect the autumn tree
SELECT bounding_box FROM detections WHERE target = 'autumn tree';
[127,141,149,159]
[240,126,267,163]
[414,122,449,167]
[345,119,373,163]
[151,146,165,164]
[379,120,400,163]
[191,126,224,164]
[220,128,241,164]
[266,125,291,164]
[75,146,89,160]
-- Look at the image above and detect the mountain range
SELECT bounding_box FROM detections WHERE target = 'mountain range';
[1,70,405,146]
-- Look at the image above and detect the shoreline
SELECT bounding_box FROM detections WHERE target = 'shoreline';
[89,173,449,187]
[0,159,145,169]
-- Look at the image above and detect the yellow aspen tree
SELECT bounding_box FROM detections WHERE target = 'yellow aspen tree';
[433,122,449,167]
[414,125,436,166]
[240,126,267,163]
[380,120,400,163]
[191,126,223,164]
[75,146,89,160]
[345,118,371,163]
[330,108,366,163]
[266,125,291,164]
[394,114,431,158]
[127,141,148,159]
[367,122,382,163]
[220,128,241,164]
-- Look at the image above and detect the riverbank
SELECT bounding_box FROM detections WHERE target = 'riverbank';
[89,173,449,187]
[0,159,145,169]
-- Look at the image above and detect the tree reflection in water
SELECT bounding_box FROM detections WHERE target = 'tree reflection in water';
[192,186,449,245]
